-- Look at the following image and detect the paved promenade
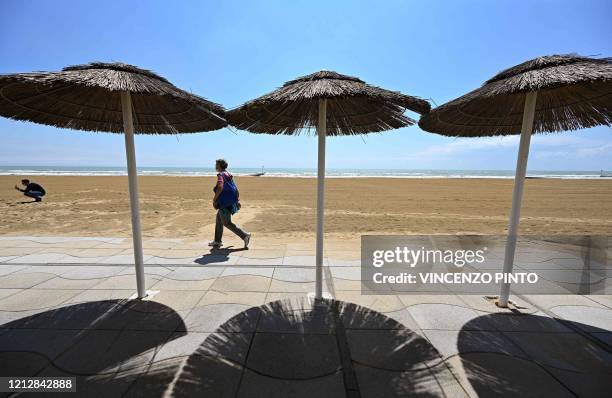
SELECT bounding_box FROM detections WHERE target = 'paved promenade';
[0,236,611,397]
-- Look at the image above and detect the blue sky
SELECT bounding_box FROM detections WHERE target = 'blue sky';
[0,0,610,170]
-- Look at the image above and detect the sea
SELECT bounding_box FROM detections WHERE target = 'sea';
[0,166,609,179]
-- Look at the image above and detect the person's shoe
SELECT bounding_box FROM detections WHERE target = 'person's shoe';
[243,234,251,249]
[35,198,42,202]
[208,241,222,247]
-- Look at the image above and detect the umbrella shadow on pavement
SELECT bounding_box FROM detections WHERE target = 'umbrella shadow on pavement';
[167,298,450,398]
[194,246,247,265]
[0,299,186,397]
[457,312,612,397]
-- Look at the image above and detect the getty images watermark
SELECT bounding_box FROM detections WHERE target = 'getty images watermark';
[360,235,610,295]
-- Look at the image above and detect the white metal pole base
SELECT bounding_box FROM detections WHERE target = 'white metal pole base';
[129,290,160,301]
[498,91,538,307]
[121,91,146,299]
[315,99,327,300]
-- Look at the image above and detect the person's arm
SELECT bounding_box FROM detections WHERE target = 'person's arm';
[14,185,24,192]
[213,175,224,208]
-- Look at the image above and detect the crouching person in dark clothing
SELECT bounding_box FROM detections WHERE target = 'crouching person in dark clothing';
[15,179,46,202]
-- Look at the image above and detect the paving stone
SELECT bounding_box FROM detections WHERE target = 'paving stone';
[486,311,571,332]
[49,254,107,264]
[247,332,341,378]
[197,331,254,365]
[0,271,57,289]
[0,264,28,276]
[65,289,134,304]
[116,265,173,277]
[99,253,153,264]
[424,330,526,359]
[123,357,185,397]
[0,289,81,311]
[183,303,260,333]
[166,266,225,280]
[0,308,52,327]
[7,252,70,263]
[154,331,209,361]
[0,288,21,301]
[192,253,240,266]
[0,351,51,377]
[282,256,329,266]
[0,247,46,256]
[347,329,440,370]
[60,265,127,279]
[54,329,171,374]
[443,356,479,398]
[363,308,420,331]
[407,303,495,331]
[332,278,363,291]
[237,369,346,398]
[504,331,612,373]
[114,330,174,373]
[235,256,283,266]
[353,363,446,398]
[590,332,612,347]
[456,352,574,398]
[457,295,534,314]
[427,360,470,398]
[237,250,285,259]
[0,329,82,359]
[546,366,612,397]
[398,294,465,308]
[115,303,188,332]
[12,300,123,330]
[268,279,315,293]
[257,302,336,334]
[0,256,18,263]
[198,290,267,307]
[91,274,163,290]
[145,255,201,265]
[19,265,81,276]
[210,275,270,292]
[34,276,104,289]
[146,290,206,312]
[169,353,244,398]
[221,267,275,278]
[588,294,612,308]
[334,291,405,313]
[265,292,309,303]
[549,305,612,332]
[329,266,362,280]
[327,258,361,267]
[273,267,316,282]
[150,277,215,291]
[522,294,607,310]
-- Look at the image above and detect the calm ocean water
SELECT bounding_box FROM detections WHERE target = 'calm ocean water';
[0,166,609,179]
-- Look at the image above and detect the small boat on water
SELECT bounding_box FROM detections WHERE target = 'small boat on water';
[601,170,612,178]
[250,166,265,177]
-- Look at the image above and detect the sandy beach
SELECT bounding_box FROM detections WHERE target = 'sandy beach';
[1,175,611,250]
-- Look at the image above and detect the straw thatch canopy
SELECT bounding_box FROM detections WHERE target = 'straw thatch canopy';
[419,54,612,137]
[0,62,226,134]
[227,70,430,135]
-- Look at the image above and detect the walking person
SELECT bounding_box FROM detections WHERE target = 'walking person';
[14,179,46,202]
[209,159,251,248]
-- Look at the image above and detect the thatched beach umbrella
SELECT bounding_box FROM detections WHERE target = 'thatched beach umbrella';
[228,70,430,299]
[419,54,612,307]
[0,62,226,298]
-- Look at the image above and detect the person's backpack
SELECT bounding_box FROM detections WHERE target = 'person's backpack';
[216,172,239,209]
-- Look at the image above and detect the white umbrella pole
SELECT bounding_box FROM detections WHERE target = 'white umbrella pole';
[121,91,146,299]
[498,91,538,307]
[315,99,327,300]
